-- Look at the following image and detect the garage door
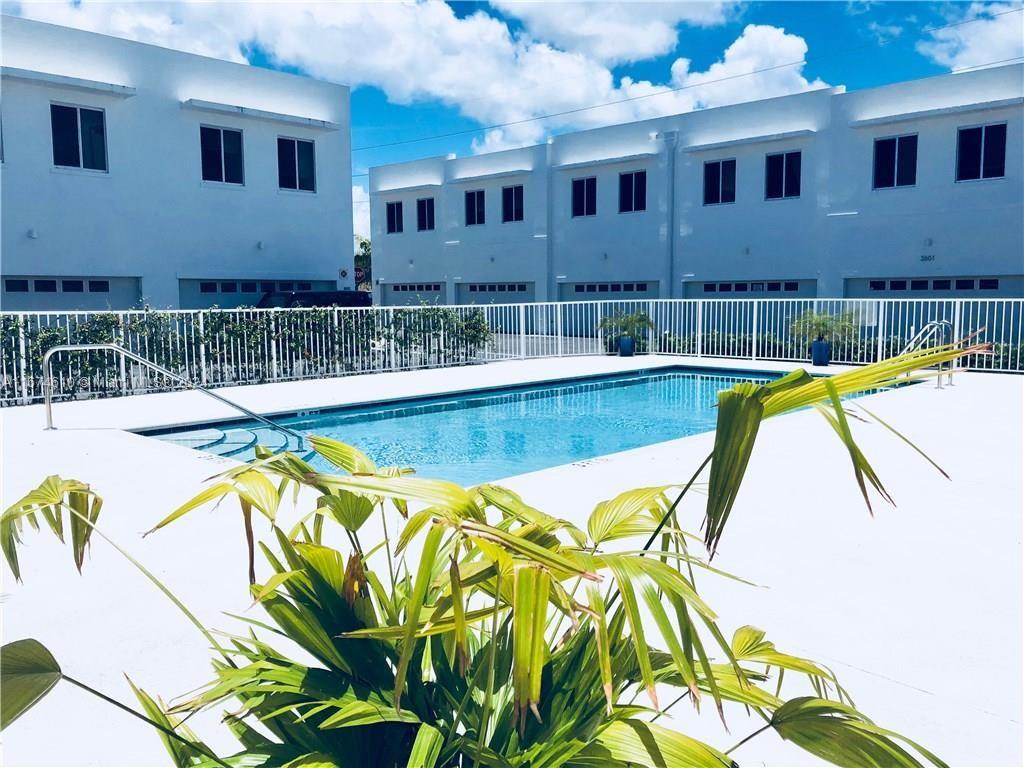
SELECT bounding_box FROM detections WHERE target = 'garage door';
[456,282,536,304]
[383,282,447,306]
[558,280,659,301]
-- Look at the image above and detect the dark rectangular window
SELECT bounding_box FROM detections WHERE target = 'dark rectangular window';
[277,137,315,191]
[635,283,647,291]
[955,278,974,290]
[88,280,109,293]
[221,282,237,293]
[766,151,801,199]
[51,104,107,171]
[932,279,951,290]
[718,283,732,293]
[767,282,781,292]
[386,201,403,233]
[62,280,84,292]
[200,126,243,184]
[874,134,917,188]
[618,170,646,213]
[703,283,717,293]
[979,278,999,290]
[889,280,907,290]
[958,124,1006,181]
[571,176,597,217]
[241,282,257,293]
[260,281,275,293]
[784,281,799,291]
[502,184,524,222]
[910,279,929,291]
[750,282,765,291]
[297,281,312,291]
[704,159,736,205]
[734,283,748,292]
[465,189,485,226]
[200,282,217,293]
[5,279,29,292]
[417,197,435,231]
[869,280,886,291]
[279,281,294,291]
[34,279,57,293]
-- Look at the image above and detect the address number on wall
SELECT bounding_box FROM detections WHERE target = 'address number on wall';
[920,254,936,262]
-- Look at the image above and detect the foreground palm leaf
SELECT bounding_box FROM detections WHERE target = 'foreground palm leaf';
[2,346,972,766]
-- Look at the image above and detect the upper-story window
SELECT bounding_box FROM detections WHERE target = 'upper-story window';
[50,104,107,171]
[200,126,244,184]
[618,170,647,213]
[465,189,485,226]
[873,134,917,189]
[277,137,315,191]
[765,151,801,199]
[704,159,736,205]
[957,123,1006,181]
[502,185,524,222]
[571,176,597,217]
[417,197,435,231]
[386,201,403,233]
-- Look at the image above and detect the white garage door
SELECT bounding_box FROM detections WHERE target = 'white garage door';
[558,280,659,301]
[456,282,536,304]
[383,282,447,306]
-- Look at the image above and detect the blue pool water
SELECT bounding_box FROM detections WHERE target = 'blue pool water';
[151,369,773,486]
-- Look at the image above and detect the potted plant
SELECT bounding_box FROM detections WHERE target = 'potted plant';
[789,310,857,366]
[599,310,654,356]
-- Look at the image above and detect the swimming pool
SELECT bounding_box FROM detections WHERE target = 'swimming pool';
[149,369,773,485]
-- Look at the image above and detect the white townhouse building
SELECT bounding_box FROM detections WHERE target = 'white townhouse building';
[0,16,354,310]
[369,64,1023,306]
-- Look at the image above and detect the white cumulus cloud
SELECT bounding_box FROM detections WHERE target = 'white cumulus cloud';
[916,2,1024,71]
[490,1,739,65]
[352,184,370,242]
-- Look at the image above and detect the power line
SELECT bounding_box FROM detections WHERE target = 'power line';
[349,6,1024,154]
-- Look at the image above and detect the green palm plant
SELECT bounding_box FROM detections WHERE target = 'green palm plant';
[1,341,984,767]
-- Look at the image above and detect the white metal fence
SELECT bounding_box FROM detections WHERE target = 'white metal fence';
[2,298,1021,405]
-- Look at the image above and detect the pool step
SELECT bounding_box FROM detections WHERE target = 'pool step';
[207,429,259,457]
[160,428,227,451]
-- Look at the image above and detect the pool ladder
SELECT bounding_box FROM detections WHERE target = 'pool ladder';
[42,342,305,445]
[899,320,955,388]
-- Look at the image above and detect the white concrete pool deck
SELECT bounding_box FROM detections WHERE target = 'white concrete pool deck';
[1,355,1021,766]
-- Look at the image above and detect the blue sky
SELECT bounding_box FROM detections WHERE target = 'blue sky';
[10,1,1023,236]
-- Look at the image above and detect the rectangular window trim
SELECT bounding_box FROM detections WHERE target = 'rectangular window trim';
[703,159,736,206]
[277,136,316,192]
[50,102,108,173]
[618,170,647,213]
[502,185,524,223]
[417,197,435,231]
[465,189,485,226]
[873,133,918,190]
[201,125,245,186]
[572,176,597,217]
[956,122,1007,183]
[765,151,801,200]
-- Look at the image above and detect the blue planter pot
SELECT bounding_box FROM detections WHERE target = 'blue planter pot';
[811,339,831,366]
[619,336,636,357]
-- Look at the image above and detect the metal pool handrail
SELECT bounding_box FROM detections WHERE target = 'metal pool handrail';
[42,343,306,443]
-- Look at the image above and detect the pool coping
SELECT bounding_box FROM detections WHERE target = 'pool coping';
[136,363,782,437]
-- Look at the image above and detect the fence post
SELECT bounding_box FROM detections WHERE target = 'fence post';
[198,312,208,386]
[648,299,655,354]
[269,311,279,380]
[751,301,759,361]
[875,299,886,363]
[518,304,527,359]
[555,304,564,357]
[117,317,128,395]
[18,317,29,405]
[695,300,703,358]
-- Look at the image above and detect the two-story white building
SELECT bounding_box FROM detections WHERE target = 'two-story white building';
[0,16,354,310]
[369,64,1023,305]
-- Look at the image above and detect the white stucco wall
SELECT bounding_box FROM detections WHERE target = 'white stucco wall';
[0,16,354,310]
[371,64,1024,304]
